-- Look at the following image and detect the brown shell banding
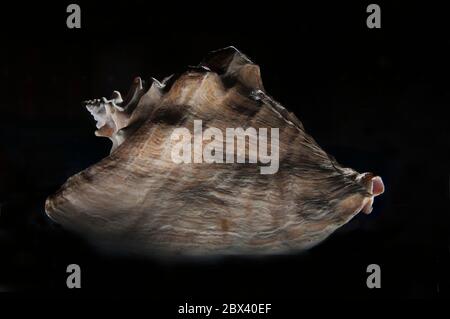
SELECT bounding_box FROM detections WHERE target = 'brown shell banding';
[46,47,384,256]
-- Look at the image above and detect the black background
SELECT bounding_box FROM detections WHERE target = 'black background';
[0,0,449,301]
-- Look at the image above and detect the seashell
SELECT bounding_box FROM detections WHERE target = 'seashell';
[45,47,384,256]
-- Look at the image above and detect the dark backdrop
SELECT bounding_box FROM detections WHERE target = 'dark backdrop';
[0,1,449,300]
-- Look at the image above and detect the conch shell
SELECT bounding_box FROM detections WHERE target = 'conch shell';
[45,47,384,256]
